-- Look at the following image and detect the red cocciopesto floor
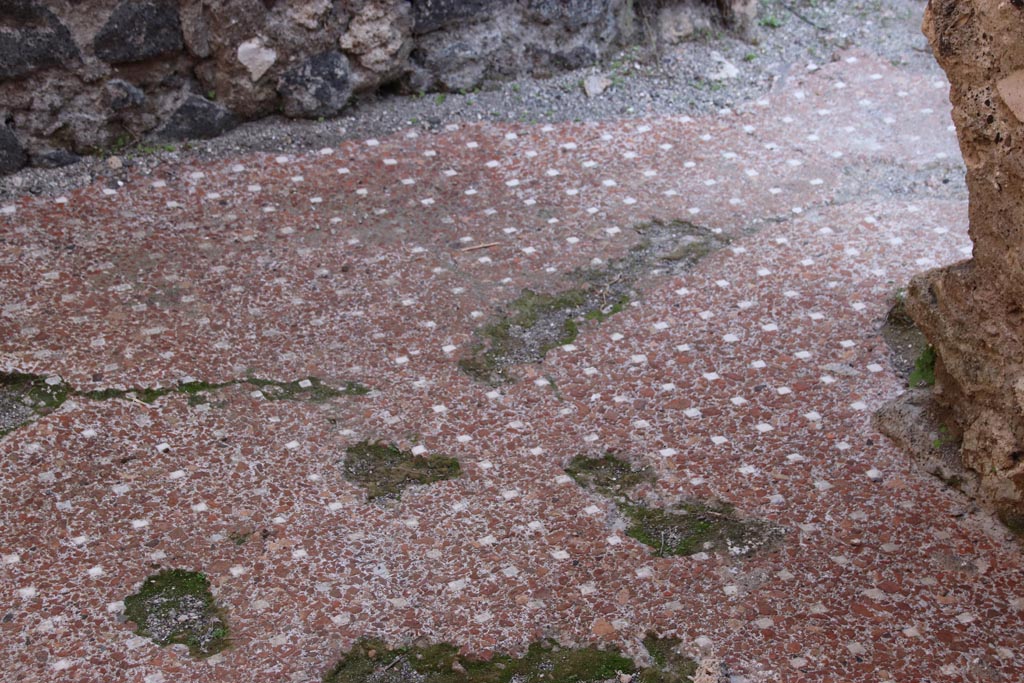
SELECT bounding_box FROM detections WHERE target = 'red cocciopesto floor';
[1,51,1021,683]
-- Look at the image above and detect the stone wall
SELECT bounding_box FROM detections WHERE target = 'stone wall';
[908,0,1024,517]
[0,0,757,174]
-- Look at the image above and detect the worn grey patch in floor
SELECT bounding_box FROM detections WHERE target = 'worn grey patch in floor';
[459,220,730,384]
[0,389,34,435]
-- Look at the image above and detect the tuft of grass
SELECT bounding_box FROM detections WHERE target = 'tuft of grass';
[909,345,936,387]
[123,569,229,658]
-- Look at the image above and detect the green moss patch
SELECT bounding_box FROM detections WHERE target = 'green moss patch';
[566,453,783,558]
[458,288,591,385]
[123,569,229,658]
[80,381,231,404]
[621,501,780,557]
[342,441,461,500]
[325,637,698,683]
[0,371,70,409]
[459,221,727,385]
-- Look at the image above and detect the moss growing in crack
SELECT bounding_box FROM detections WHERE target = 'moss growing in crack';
[566,453,783,558]
[342,441,461,500]
[3,373,368,438]
[246,376,368,402]
[81,377,368,405]
[342,381,371,396]
[325,637,697,683]
[123,569,229,658]
[177,380,233,397]
[909,345,936,387]
[81,380,233,405]
[2,374,370,438]
[78,387,131,401]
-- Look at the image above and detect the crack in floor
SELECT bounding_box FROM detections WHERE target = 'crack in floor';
[0,372,370,437]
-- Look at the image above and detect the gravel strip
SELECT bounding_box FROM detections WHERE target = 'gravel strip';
[0,0,937,202]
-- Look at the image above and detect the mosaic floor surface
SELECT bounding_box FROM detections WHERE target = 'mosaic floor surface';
[1,50,1021,683]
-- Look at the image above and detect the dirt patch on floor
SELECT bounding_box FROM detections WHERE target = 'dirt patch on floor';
[873,389,968,491]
